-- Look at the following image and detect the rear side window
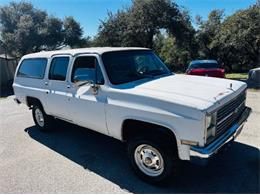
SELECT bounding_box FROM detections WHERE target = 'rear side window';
[17,58,47,79]
[49,57,70,81]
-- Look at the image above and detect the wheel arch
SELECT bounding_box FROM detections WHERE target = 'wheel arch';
[26,96,44,109]
[121,118,178,147]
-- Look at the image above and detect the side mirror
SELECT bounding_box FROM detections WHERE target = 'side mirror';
[73,71,99,95]
[74,79,92,87]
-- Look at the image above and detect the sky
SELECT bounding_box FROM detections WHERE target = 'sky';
[0,0,257,37]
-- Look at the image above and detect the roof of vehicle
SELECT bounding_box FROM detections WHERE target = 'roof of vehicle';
[22,47,150,59]
[189,60,218,65]
[249,67,260,72]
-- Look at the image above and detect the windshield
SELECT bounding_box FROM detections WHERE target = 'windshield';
[189,62,220,69]
[102,50,171,85]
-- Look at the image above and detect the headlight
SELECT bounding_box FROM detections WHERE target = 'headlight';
[205,113,217,140]
[206,115,212,129]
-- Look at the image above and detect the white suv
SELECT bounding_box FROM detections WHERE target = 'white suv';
[13,47,251,183]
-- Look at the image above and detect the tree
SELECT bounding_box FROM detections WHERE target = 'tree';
[96,0,195,49]
[0,2,47,56]
[215,3,260,71]
[196,9,224,59]
[196,3,260,72]
[94,10,129,47]
[159,36,192,72]
[0,2,86,57]
[42,16,64,50]
[63,16,83,48]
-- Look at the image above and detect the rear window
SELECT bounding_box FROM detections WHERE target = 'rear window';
[17,58,47,79]
[189,62,220,69]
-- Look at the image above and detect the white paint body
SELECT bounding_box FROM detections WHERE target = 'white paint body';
[13,47,247,161]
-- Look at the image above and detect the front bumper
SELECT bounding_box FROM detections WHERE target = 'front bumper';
[190,107,252,161]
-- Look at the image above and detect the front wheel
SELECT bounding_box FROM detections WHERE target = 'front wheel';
[32,105,55,131]
[127,136,179,184]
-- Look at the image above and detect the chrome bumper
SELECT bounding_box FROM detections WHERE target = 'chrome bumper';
[190,107,252,160]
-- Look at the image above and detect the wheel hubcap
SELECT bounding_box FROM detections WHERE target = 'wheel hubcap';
[134,144,164,177]
[35,108,44,127]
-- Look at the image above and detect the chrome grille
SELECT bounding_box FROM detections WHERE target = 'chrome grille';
[215,90,246,136]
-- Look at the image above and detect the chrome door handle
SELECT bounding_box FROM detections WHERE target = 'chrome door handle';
[67,85,71,88]
[44,82,48,86]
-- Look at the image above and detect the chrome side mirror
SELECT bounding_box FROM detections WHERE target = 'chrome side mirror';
[73,71,95,87]
[73,76,99,95]
[74,79,92,87]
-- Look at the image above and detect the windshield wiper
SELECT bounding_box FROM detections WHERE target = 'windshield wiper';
[138,73,155,78]
[127,72,154,79]
[145,70,169,76]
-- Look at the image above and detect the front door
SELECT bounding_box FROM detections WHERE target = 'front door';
[67,54,108,135]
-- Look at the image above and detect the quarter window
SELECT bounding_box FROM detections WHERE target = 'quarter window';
[49,57,70,81]
[17,58,47,79]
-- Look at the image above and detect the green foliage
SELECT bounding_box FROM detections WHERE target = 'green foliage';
[63,16,83,48]
[225,73,248,80]
[0,0,259,73]
[194,3,260,72]
[195,9,224,59]
[0,2,47,56]
[95,1,259,72]
[94,10,129,47]
[214,3,260,71]
[94,0,197,71]
[0,2,86,57]
[42,16,64,50]
[96,0,194,49]
[158,36,192,72]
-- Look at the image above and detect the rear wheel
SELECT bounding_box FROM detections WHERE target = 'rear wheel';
[32,104,55,131]
[127,135,179,184]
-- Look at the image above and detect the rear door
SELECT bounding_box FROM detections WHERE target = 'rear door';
[44,55,72,119]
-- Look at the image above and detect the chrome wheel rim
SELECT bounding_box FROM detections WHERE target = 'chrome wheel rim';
[134,144,164,177]
[35,108,44,127]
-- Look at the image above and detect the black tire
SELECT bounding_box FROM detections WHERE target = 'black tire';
[127,135,179,184]
[32,104,55,131]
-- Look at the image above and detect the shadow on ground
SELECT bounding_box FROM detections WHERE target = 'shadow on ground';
[0,87,14,97]
[25,122,260,193]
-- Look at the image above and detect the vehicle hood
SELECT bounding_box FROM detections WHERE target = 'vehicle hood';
[117,74,247,112]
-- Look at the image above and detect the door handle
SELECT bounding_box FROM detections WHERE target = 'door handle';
[44,82,48,86]
[67,84,71,89]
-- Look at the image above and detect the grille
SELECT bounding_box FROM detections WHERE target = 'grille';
[215,90,246,137]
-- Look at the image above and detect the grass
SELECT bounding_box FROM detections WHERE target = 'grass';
[225,73,248,80]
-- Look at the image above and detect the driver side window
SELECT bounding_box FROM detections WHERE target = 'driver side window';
[71,56,104,84]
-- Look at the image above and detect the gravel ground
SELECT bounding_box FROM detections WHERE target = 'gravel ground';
[0,90,259,193]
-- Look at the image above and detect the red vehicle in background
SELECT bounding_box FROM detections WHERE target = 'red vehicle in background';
[186,60,225,78]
